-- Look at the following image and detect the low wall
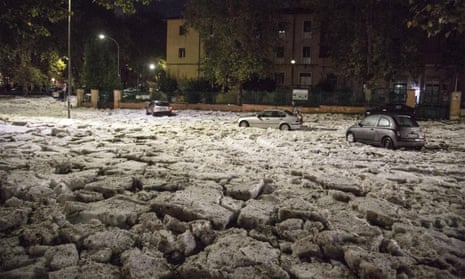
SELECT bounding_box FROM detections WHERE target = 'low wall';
[241,104,365,114]
[114,102,365,114]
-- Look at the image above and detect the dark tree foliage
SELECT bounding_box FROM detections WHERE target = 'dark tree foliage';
[82,38,121,90]
[184,0,282,90]
[305,0,424,87]
[242,75,276,92]
[0,0,158,92]
[407,0,465,38]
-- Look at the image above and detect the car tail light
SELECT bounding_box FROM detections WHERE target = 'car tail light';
[169,105,173,110]
[396,131,401,137]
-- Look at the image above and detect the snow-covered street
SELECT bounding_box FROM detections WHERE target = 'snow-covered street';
[0,97,464,278]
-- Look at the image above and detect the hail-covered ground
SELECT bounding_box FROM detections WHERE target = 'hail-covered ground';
[0,96,464,279]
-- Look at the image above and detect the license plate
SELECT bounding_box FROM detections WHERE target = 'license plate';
[407,133,418,138]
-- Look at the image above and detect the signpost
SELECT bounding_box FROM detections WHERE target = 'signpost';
[292,89,309,101]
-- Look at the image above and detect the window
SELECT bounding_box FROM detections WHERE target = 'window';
[274,73,284,85]
[299,73,312,86]
[179,25,187,36]
[304,21,312,32]
[178,48,186,58]
[304,21,312,38]
[393,82,407,103]
[278,22,286,38]
[262,111,273,117]
[276,47,284,58]
[302,47,311,64]
[378,117,390,127]
[361,115,378,127]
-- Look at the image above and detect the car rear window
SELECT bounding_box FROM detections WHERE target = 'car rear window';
[393,116,419,127]
[155,102,170,106]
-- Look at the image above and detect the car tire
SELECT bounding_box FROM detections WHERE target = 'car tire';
[382,137,394,149]
[346,132,355,143]
[279,124,290,130]
[239,121,249,127]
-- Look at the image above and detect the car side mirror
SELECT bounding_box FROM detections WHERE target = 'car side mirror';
[358,122,363,127]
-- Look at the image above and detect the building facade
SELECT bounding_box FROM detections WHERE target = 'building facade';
[165,14,336,90]
[165,13,463,117]
[165,18,203,81]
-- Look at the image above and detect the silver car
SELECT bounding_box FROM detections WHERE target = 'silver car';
[146,100,173,116]
[238,109,303,130]
[346,114,426,149]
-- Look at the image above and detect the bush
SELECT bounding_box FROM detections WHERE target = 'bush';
[182,78,220,104]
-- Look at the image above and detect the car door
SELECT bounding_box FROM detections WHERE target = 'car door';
[374,116,392,144]
[261,110,280,128]
[357,115,379,143]
[255,111,272,128]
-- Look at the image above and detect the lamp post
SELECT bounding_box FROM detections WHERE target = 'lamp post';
[290,59,296,88]
[67,0,71,118]
[98,34,120,77]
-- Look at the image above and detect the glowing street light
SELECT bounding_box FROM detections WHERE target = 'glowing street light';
[98,34,120,77]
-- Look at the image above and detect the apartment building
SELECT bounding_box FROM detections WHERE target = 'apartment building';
[165,13,463,118]
[165,18,203,80]
[165,13,336,89]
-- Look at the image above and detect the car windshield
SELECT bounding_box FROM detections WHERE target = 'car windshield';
[393,115,419,127]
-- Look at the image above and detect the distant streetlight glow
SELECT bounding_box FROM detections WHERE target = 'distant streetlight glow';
[149,63,155,70]
[98,34,120,77]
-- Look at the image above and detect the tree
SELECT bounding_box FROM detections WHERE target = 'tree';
[0,0,158,93]
[407,0,465,38]
[82,38,121,91]
[305,0,423,89]
[184,0,282,91]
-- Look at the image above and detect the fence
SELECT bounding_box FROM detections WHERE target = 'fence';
[76,88,463,119]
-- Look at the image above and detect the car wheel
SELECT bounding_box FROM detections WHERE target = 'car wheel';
[382,137,394,149]
[239,121,249,127]
[279,124,290,130]
[346,132,355,143]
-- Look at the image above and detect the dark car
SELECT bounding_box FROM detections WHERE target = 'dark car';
[146,100,173,116]
[365,104,415,117]
[346,114,425,150]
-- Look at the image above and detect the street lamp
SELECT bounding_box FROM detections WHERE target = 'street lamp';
[98,34,120,77]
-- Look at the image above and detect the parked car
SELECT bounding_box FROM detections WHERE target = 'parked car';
[146,100,173,116]
[365,103,415,117]
[346,114,425,149]
[238,109,303,130]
